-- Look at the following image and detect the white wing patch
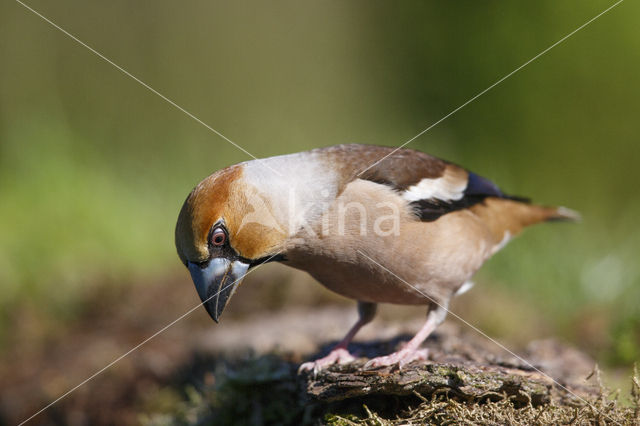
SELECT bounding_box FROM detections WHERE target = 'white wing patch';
[402,167,468,203]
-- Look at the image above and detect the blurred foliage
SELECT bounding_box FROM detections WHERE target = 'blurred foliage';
[141,355,304,425]
[0,1,638,363]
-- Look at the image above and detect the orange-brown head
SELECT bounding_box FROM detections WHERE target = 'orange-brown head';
[175,164,287,322]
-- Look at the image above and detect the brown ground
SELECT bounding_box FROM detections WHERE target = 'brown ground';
[1,265,347,425]
[1,266,636,425]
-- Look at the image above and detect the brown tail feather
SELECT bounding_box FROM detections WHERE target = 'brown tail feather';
[469,198,580,243]
[545,206,582,222]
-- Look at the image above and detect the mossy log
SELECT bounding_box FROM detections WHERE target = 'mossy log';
[299,324,598,407]
[305,360,576,407]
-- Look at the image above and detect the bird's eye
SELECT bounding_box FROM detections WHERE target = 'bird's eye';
[210,227,226,246]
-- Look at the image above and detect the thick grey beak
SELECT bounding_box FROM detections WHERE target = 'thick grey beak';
[187,258,250,322]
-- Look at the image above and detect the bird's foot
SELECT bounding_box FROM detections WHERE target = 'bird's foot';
[364,347,429,370]
[298,348,355,376]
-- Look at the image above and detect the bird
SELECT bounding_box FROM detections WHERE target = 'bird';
[174,144,578,373]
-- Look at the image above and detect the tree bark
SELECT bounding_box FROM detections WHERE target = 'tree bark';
[300,324,598,407]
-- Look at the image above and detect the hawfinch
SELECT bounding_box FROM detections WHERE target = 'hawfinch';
[175,144,578,372]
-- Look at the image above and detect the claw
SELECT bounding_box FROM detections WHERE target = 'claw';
[298,348,355,376]
[364,347,429,370]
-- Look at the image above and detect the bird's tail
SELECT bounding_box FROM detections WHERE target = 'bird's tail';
[522,204,582,226]
[542,205,582,222]
[470,198,580,244]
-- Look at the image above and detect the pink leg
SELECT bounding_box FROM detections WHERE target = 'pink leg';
[364,304,447,369]
[299,302,376,375]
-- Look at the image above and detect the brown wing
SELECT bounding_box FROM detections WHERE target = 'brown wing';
[316,144,517,222]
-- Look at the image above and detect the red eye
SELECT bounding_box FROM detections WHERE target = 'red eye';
[210,228,226,246]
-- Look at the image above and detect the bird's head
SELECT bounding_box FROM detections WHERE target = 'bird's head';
[175,165,287,322]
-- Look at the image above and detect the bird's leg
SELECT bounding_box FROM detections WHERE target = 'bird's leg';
[364,303,447,369]
[299,301,376,374]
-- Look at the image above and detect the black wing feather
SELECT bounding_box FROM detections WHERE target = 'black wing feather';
[410,172,525,222]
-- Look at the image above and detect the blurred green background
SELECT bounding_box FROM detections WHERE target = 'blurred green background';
[1,0,638,401]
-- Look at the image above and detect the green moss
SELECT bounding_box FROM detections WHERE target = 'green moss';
[141,355,640,425]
